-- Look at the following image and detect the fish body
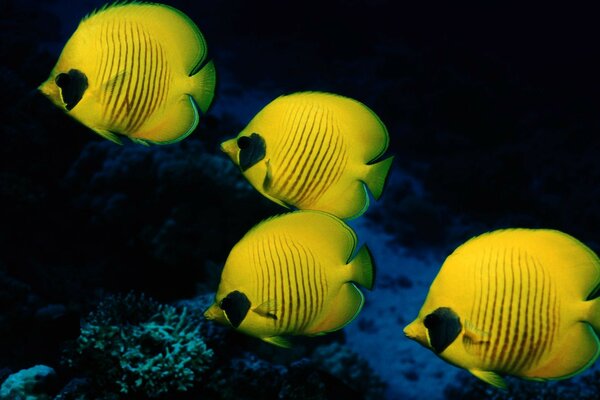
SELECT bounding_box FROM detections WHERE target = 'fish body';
[204,210,375,347]
[404,228,600,389]
[39,2,216,145]
[220,92,394,220]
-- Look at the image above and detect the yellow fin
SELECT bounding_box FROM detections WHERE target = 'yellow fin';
[463,320,490,344]
[262,160,292,209]
[307,282,364,334]
[100,70,127,95]
[189,60,216,114]
[253,299,278,320]
[363,155,394,200]
[93,128,122,145]
[312,180,370,220]
[463,320,491,357]
[469,369,507,390]
[347,245,375,290]
[524,323,600,380]
[263,336,292,348]
[132,95,199,144]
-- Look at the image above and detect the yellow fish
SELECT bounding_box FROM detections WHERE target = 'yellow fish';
[404,229,600,389]
[220,92,394,220]
[38,2,216,145]
[204,210,375,347]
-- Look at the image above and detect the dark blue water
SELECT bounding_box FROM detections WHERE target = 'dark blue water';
[1,1,600,399]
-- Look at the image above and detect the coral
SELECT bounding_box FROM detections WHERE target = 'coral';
[63,292,214,399]
[0,365,56,400]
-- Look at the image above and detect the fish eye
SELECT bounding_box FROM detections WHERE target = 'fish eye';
[237,136,251,149]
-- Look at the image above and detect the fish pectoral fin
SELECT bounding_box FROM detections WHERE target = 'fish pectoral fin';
[263,159,273,191]
[253,299,278,320]
[93,128,123,145]
[261,162,293,209]
[463,320,490,344]
[262,336,292,348]
[100,70,128,95]
[469,369,507,390]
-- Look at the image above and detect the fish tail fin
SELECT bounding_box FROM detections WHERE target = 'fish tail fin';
[348,244,375,290]
[588,297,600,332]
[363,155,394,200]
[189,59,216,114]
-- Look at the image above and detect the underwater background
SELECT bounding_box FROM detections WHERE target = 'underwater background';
[1,0,600,399]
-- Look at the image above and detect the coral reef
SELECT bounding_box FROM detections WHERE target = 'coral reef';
[0,365,57,400]
[62,292,213,399]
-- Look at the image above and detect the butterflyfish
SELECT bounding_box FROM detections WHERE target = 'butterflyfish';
[220,92,394,220]
[404,228,600,389]
[204,210,375,348]
[38,2,216,145]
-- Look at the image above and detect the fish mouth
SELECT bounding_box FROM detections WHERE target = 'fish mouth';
[220,138,239,164]
[403,319,429,348]
[203,303,229,326]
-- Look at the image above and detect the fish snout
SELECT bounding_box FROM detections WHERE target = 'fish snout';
[220,138,239,163]
[403,319,429,347]
[204,303,228,325]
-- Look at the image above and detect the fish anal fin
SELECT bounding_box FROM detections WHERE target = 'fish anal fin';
[308,180,369,220]
[469,369,507,390]
[253,299,278,320]
[263,336,292,348]
[306,283,364,335]
[524,323,600,380]
[132,94,199,144]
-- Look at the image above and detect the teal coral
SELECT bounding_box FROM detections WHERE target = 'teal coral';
[64,292,213,399]
[0,365,56,400]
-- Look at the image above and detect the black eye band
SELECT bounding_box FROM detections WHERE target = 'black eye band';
[238,133,266,171]
[55,69,88,111]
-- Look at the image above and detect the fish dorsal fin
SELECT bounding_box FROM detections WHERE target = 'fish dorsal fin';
[253,299,278,320]
[469,369,507,390]
[263,336,292,348]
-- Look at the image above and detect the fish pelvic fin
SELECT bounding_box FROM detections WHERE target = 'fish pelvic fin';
[363,155,394,200]
[469,369,507,390]
[93,128,123,145]
[263,336,292,348]
[347,244,375,290]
